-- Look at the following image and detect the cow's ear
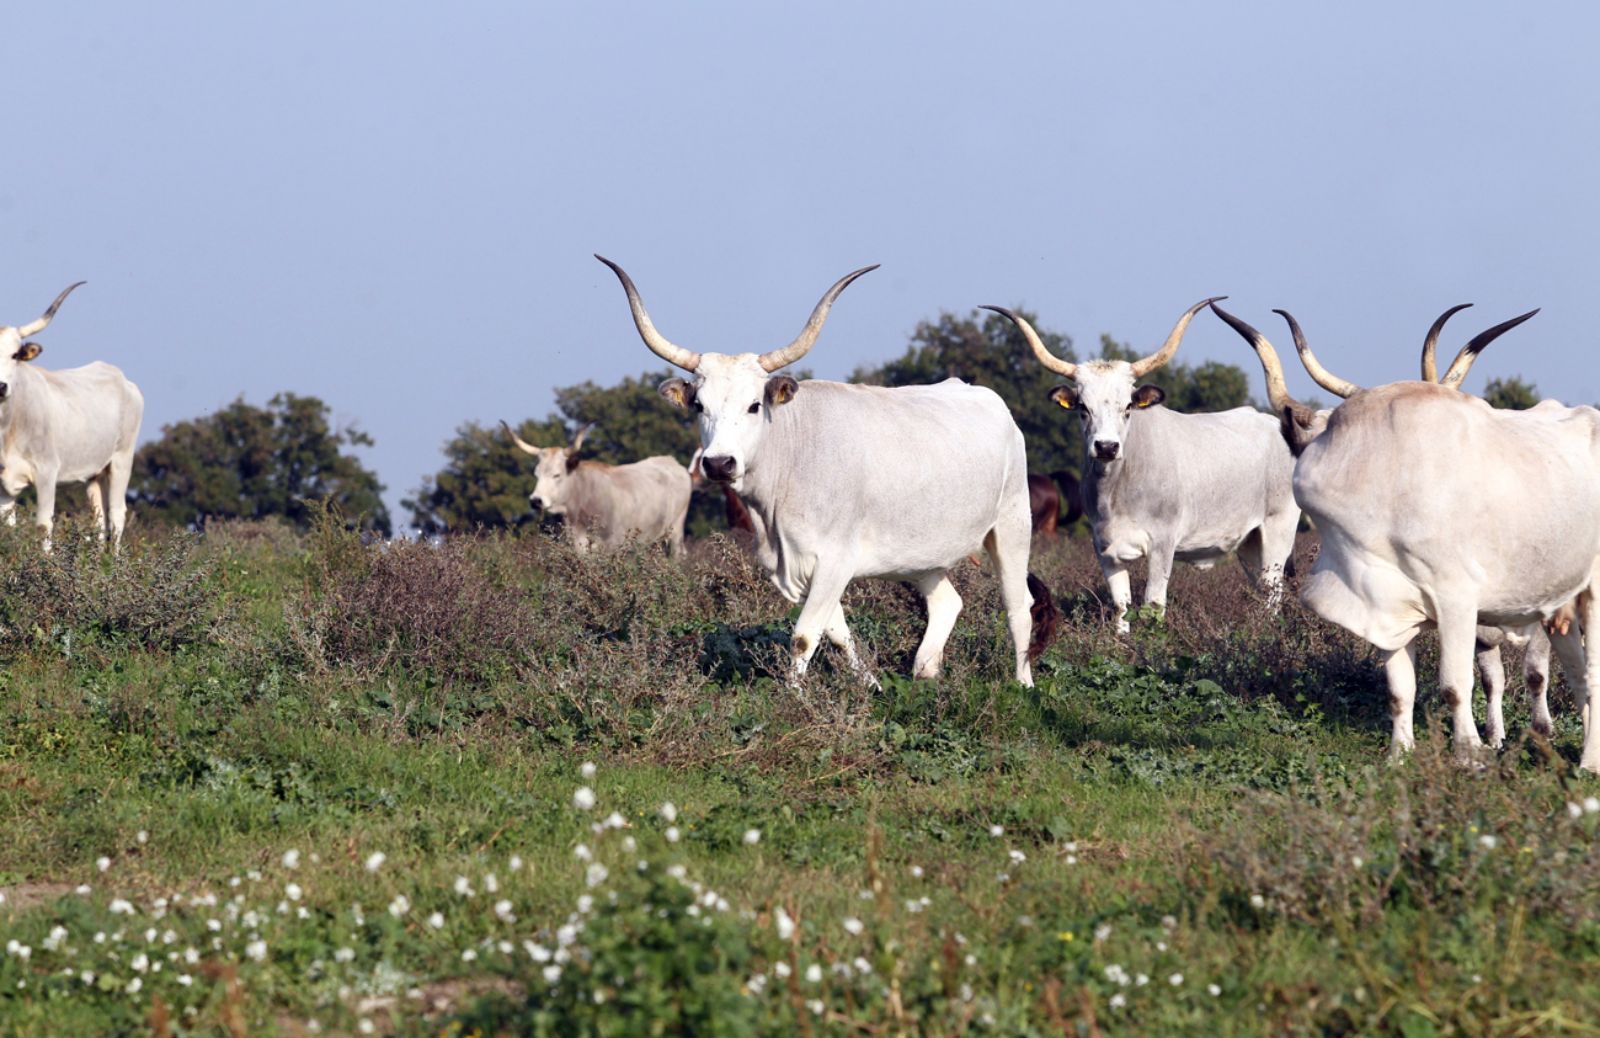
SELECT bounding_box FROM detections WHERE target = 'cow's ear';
[565,451,582,473]
[1132,384,1165,409]
[1048,385,1077,410]
[659,377,694,410]
[765,376,799,408]
[13,342,42,362]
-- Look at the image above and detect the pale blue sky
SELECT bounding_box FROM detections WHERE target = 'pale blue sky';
[4,3,1596,527]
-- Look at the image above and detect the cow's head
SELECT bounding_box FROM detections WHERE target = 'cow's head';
[984,298,1220,465]
[503,421,592,516]
[595,255,876,486]
[0,282,83,401]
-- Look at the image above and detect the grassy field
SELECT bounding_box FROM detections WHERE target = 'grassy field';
[1,516,1598,1036]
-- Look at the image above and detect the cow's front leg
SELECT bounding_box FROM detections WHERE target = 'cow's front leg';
[823,603,878,690]
[1384,640,1419,759]
[788,567,854,688]
[1437,606,1486,763]
[1140,544,1177,621]
[1099,558,1133,634]
[0,491,15,528]
[33,470,59,553]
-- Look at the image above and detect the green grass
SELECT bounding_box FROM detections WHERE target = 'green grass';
[0,517,1597,1036]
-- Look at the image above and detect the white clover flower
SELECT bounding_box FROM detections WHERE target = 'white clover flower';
[525,941,551,963]
[1169,973,1184,986]
[364,852,386,873]
[1008,849,1026,864]
[1208,983,1222,996]
[247,870,263,882]
[1136,973,1149,986]
[580,761,597,780]
[843,917,863,936]
[453,876,475,898]
[94,931,107,943]
[427,912,444,929]
[743,829,762,846]
[131,953,150,973]
[853,956,872,975]
[75,884,91,895]
[206,919,221,932]
[543,964,562,983]
[621,836,637,853]
[1110,993,1127,1009]
[573,844,592,861]
[666,864,687,880]
[805,963,823,984]
[484,873,499,894]
[1157,941,1168,952]
[576,895,594,914]
[5,941,30,960]
[494,899,516,923]
[1094,923,1113,942]
[245,939,267,962]
[184,948,200,964]
[357,1020,376,1036]
[136,830,149,844]
[388,895,410,918]
[1065,854,1078,866]
[1585,796,1600,814]
[604,812,627,830]
[665,827,681,843]
[1104,964,1130,986]
[1250,893,1266,909]
[282,849,301,869]
[97,856,112,872]
[509,854,524,872]
[334,947,355,963]
[42,926,68,952]
[774,907,796,940]
[286,883,303,902]
[660,802,678,823]
[909,865,924,878]
[461,948,478,963]
[556,923,579,947]
[1568,801,1584,819]
[81,971,96,986]
[586,863,609,888]
[573,787,596,811]
[1478,835,1499,850]
[109,898,135,915]
[989,824,1004,837]
[127,977,142,994]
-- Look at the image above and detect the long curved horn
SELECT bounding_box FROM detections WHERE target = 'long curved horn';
[1129,296,1227,378]
[570,422,594,453]
[500,420,541,457]
[980,305,1074,377]
[18,281,86,337]
[1273,309,1360,399]
[756,264,879,372]
[1439,308,1540,389]
[1209,303,1299,418]
[1420,303,1473,382]
[594,255,701,372]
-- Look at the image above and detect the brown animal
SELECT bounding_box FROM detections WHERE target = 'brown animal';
[1028,470,1083,536]
[690,449,759,548]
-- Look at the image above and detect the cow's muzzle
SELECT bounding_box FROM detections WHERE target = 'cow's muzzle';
[0,382,9,401]
[1092,440,1121,461]
[700,454,738,483]
[529,494,545,512]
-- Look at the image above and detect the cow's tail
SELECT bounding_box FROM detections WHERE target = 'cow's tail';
[1025,573,1060,663]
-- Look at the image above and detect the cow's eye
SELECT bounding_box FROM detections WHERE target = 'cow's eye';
[693,399,705,414]
[747,402,761,414]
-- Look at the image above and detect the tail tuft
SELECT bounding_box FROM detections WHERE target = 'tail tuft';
[1025,573,1060,663]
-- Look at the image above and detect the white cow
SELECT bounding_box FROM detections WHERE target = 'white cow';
[501,422,690,556]
[594,255,1058,687]
[1211,302,1600,771]
[0,282,143,549]
[983,302,1299,634]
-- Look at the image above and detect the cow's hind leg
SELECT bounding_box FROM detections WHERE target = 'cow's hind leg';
[1574,588,1600,773]
[1437,604,1486,762]
[985,520,1041,687]
[911,573,963,681]
[1523,625,1554,738]
[86,469,110,543]
[106,450,134,551]
[1475,637,1507,749]
[33,470,59,553]
[1384,639,1420,760]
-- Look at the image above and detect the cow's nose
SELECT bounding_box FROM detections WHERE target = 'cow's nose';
[0,382,8,400]
[529,494,545,511]
[701,454,738,482]
[1093,440,1121,461]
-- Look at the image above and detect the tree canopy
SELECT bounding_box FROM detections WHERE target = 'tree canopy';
[1482,375,1540,410]
[131,392,390,534]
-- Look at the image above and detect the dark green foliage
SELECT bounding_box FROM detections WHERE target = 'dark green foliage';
[130,392,390,535]
[1482,375,1540,410]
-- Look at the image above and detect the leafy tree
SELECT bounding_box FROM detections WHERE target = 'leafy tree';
[1482,375,1540,410]
[407,370,719,535]
[131,392,391,534]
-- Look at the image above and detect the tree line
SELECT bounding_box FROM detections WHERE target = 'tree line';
[107,311,1545,538]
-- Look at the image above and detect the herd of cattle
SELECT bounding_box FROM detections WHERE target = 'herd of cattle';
[1,261,1596,772]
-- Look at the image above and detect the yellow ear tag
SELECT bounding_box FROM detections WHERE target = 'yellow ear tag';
[1056,396,1072,409]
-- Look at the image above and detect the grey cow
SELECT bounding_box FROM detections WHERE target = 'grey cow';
[984,301,1299,634]
[594,255,1058,687]
[502,422,690,556]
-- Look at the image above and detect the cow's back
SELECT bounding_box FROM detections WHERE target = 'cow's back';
[576,456,690,546]
[13,362,143,483]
